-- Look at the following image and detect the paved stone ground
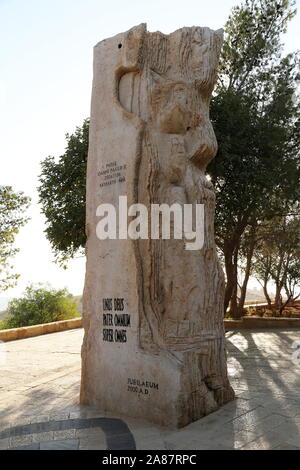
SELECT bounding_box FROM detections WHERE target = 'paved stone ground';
[0,328,300,450]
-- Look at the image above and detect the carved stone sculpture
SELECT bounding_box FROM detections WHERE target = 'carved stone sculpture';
[81,24,234,428]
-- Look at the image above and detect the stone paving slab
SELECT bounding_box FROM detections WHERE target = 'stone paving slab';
[0,328,299,450]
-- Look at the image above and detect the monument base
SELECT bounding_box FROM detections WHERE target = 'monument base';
[81,334,234,428]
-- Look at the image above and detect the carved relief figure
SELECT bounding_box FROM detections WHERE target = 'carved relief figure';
[81,24,234,426]
[117,25,234,405]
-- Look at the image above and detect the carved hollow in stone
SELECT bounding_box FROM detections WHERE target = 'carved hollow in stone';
[81,23,234,428]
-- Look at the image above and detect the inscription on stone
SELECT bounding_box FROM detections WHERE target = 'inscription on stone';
[98,161,127,187]
[127,378,159,396]
[102,298,130,343]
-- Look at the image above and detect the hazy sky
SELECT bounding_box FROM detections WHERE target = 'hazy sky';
[0,0,299,300]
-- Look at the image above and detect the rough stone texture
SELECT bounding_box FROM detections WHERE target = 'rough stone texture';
[0,318,82,342]
[80,23,234,428]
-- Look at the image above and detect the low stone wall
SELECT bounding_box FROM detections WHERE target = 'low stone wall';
[0,317,82,342]
[225,316,300,330]
[0,315,299,342]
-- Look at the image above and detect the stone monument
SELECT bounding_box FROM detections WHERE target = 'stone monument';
[81,24,234,428]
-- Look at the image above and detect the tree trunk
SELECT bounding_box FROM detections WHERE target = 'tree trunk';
[274,252,285,306]
[222,213,251,315]
[279,293,293,315]
[275,284,281,307]
[263,279,272,308]
[238,224,256,316]
[228,246,241,319]
[224,245,235,314]
[284,283,290,300]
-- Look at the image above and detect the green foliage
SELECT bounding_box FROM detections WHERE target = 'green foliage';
[38,119,89,265]
[211,58,300,245]
[211,0,300,244]
[1,284,80,329]
[0,186,30,292]
[253,214,300,303]
[219,0,296,91]
[208,0,300,315]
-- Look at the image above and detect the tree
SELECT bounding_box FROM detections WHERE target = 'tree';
[38,2,300,321]
[38,119,89,265]
[284,257,300,303]
[209,0,300,318]
[237,217,258,312]
[2,284,80,329]
[252,213,300,312]
[0,186,30,292]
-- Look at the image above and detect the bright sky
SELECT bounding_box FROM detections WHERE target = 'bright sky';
[0,0,299,301]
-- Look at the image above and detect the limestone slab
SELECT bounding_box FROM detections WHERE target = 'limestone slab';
[79,23,235,427]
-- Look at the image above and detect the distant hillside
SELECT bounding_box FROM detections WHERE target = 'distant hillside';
[0,297,10,312]
[0,312,6,321]
[245,288,266,303]
[74,295,82,314]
